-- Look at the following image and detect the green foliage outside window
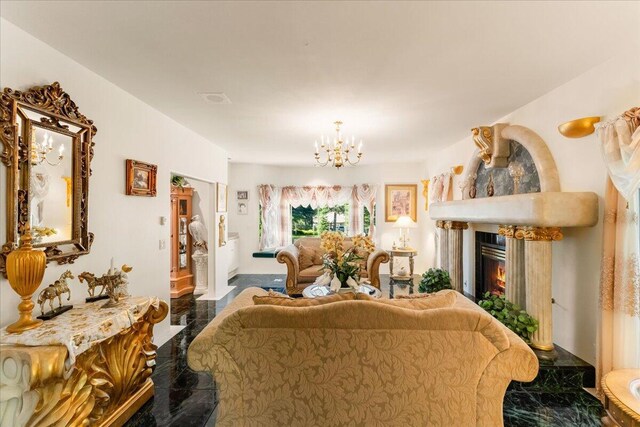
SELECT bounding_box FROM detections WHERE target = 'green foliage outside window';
[292,204,351,240]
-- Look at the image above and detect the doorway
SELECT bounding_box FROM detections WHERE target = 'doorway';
[169,174,215,326]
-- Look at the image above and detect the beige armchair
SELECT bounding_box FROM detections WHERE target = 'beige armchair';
[276,237,389,296]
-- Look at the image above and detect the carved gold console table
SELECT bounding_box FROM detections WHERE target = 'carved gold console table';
[0,296,168,427]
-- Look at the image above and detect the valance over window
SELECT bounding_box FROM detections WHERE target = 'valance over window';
[258,184,377,249]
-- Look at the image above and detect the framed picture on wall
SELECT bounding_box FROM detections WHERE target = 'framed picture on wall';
[236,190,248,200]
[216,182,228,212]
[385,184,417,222]
[126,159,157,197]
[237,201,248,215]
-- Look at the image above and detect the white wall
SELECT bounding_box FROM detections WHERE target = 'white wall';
[228,163,428,275]
[423,53,640,365]
[0,19,229,346]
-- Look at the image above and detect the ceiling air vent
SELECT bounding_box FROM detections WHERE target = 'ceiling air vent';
[198,92,231,105]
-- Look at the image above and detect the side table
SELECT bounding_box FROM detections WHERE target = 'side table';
[0,296,168,427]
[387,248,418,280]
[389,277,415,298]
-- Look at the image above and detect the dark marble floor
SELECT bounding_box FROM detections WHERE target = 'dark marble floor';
[125,274,603,427]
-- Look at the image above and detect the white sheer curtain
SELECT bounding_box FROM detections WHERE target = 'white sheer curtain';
[429,173,452,204]
[351,184,377,237]
[596,107,640,389]
[258,184,376,249]
[258,185,282,250]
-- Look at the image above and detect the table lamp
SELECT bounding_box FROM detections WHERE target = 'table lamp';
[393,215,417,249]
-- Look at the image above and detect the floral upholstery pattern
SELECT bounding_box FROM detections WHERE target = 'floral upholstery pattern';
[188,288,538,426]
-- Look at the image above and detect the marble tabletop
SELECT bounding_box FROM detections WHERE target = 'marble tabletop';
[0,296,159,365]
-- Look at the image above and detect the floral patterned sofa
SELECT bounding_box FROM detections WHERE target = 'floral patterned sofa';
[187,288,539,426]
[276,237,389,295]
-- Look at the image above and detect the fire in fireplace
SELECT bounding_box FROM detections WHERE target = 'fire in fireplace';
[475,232,506,297]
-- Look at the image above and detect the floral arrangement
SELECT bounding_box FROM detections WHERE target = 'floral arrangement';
[318,231,376,291]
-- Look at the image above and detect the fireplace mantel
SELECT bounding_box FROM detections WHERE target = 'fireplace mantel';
[429,192,598,228]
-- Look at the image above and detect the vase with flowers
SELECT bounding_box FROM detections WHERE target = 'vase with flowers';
[318,231,376,291]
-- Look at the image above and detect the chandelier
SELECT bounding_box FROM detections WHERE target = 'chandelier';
[314,120,363,169]
[31,131,65,166]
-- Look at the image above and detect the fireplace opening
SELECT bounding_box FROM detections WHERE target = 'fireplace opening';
[475,232,506,297]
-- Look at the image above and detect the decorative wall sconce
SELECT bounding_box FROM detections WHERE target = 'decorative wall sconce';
[558,117,600,138]
[421,179,429,211]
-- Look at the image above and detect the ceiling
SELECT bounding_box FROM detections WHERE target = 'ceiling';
[1,1,638,165]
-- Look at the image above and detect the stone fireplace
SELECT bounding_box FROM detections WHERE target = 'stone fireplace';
[430,124,600,352]
[475,232,506,297]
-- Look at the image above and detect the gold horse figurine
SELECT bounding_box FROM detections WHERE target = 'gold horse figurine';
[36,270,74,315]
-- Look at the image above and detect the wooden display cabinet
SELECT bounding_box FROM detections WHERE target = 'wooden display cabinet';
[170,186,194,297]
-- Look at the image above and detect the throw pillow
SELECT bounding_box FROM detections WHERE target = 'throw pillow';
[253,292,357,306]
[354,247,370,271]
[312,249,325,265]
[298,244,315,270]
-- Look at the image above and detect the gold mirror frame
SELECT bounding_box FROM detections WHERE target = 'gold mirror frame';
[0,82,96,276]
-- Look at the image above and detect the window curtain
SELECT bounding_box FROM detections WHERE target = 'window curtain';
[351,184,377,237]
[258,184,376,249]
[258,185,282,250]
[429,173,452,204]
[596,108,640,391]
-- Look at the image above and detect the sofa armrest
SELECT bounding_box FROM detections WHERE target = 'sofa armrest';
[366,249,390,289]
[276,244,300,293]
[187,287,268,372]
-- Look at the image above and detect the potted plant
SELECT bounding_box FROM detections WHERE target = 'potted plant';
[171,174,189,188]
[478,292,539,344]
[418,268,452,293]
[319,231,375,290]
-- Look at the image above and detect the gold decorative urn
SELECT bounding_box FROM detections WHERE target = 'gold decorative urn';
[6,228,46,333]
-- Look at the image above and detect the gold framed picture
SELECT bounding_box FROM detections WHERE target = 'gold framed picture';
[216,182,228,212]
[126,159,157,197]
[385,184,417,222]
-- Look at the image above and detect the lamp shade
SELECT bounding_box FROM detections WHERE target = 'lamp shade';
[393,215,417,229]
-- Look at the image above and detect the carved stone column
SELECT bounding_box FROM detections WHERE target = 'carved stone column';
[516,226,563,351]
[192,252,208,295]
[445,221,468,293]
[499,225,526,309]
[436,220,449,271]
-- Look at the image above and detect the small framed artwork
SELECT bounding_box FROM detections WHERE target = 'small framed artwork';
[216,183,228,212]
[126,159,157,197]
[237,190,248,200]
[237,201,248,215]
[385,184,417,222]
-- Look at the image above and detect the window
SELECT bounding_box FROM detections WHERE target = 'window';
[292,204,350,240]
[363,205,375,235]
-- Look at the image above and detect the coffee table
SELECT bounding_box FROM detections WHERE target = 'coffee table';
[302,283,382,299]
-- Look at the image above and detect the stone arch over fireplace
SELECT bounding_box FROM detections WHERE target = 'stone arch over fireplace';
[464,124,560,193]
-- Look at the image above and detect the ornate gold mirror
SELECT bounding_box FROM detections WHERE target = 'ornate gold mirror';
[0,82,95,275]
